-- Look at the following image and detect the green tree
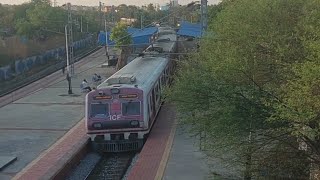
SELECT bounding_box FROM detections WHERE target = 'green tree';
[78,9,100,33]
[13,3,33,22]
[269,0,320,171]
[14,1,64,38]
[15,19,36,38]
[0,4,14,31]
[110,22,132,70]
[168,0,318,178]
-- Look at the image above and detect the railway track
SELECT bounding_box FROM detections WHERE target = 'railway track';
[84,152,136,180]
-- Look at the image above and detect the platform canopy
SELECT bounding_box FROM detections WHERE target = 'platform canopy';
[98,27,158,46]
[177,21,202,38]
[97,31,114,46]
[128,27,158,46]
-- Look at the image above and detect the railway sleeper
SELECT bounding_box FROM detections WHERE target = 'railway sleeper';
[92,139,144,153]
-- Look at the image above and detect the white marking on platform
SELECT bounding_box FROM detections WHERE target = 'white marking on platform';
[0,156,17,170]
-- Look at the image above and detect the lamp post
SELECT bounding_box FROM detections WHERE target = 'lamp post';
[65,25,72,94]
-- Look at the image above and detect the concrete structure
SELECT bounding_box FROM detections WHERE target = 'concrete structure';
[171,0,179,7]
[120,18,137,25]
[160,5,169,11]
[103,5,114,12]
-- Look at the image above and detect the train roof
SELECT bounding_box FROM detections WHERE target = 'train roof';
[98,56,169,91]
[156,34,177,42]
[144,33,177,54]
[144,41,176,53]
[158,26,176,34]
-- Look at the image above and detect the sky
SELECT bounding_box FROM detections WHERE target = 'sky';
[0,0,222,7]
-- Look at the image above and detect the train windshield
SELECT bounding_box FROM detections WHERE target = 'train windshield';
[91,104,109,118]
[122,101,140,116]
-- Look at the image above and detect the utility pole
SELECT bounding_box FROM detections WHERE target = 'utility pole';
[99,2,102,30]
[80,16,83,33]
[67,3,74,76]
[140,13,143,29]
[65,25,72,94]
[112,6,115,24]
[87,22,89,32]
[200,0,208,36]
[104,20,109,59]
[104,16,109,59]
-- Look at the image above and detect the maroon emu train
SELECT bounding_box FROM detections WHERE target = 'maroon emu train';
[85,28,177,152]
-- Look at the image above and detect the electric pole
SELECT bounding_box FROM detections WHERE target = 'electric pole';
[65,25,72,94]
[67,3,74,76]
[201,0,208,36]
[87,21,89,32]
[111,6,115,24]
[99,2,102,30]
[104,3,109,59]
[141,13,143,29]
[80,16,83,33]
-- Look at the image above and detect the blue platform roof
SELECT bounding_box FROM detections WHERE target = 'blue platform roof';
[180,21,201,29]
[97,31,115,46]
[129,27,158,38]
[177,21,202,38]
[98,27,158,46]
[127,27,140,35]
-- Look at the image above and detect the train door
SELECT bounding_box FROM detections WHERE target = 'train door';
[160,74,165,92]
[165,68,169,85]
[154,81,161,111]
[152,87,157,114]
[148,96,152,123]
[148,89,156,122]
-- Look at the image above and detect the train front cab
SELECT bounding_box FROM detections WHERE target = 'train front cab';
[86,87,146,152]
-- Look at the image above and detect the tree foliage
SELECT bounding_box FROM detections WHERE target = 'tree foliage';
[131,4,167,28]
[110,22,131,47]
[168,0,320,178]
[110,22,132,70]
[0,1,99,39]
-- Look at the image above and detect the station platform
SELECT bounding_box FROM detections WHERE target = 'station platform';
[0,48,115,180]
[127,105,212,180]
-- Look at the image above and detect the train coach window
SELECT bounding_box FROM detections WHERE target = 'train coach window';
[91,104,109,118]
[155,83,160,101]
[122,102,141,116]
[161,75,165,87]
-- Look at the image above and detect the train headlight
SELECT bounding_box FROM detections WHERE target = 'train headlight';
[92,123,102,129]
[130,120,139,126]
